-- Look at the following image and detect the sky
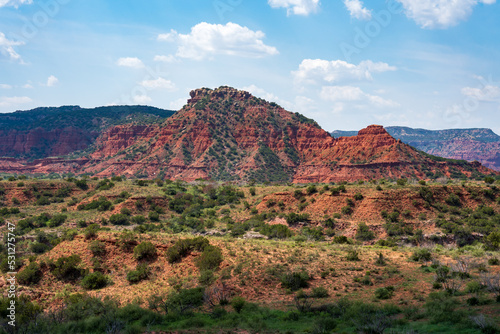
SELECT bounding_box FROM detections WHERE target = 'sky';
[1,0,500,134]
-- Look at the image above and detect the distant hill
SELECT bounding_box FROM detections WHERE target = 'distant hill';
[0,87,493,181]
[0,105,175,159]
[332,126,500,171]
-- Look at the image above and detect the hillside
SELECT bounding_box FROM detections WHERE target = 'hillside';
[332,127,500,171]
[0,105,175,159]
[0,87,496,181]
[1,177,499,333]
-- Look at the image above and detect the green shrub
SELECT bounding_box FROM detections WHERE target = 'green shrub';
[166,237,210,263]
[355,222,375,241]
[165,287,205,314]
[30,242,51,254]
[196,245,223,271]
[397,178,407,186]
[346,248,360,261]
[133,242,157,261]
[117,231,137,252]
[81,272,108,290]
[375,286,394,299]
[260,223,293,239]
[89,240,106,257]
[126,263,150,284]
[341,206,353,215]
[84,224,100,239]
[109,213,130,225]
[354,193,363,201]
[332,235,351,244]
[281,271,310,291]
[18,262,42,285]
[50,255,85,281]
[198,269,216,285]
[148,211,160,221]
[131,215,146,224]
[231,296,246,313]
[446,193,461,207]
[425,291,460,323]
[411,248,432,262]
[311,286,329,298]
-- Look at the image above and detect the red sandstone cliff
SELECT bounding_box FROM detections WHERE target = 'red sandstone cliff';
[0,87,496,181]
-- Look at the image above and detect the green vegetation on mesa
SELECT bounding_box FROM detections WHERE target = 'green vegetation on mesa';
[0,105,175,132]
[0,105,175,159]
[1,175,500,333]
[332,127,500,143]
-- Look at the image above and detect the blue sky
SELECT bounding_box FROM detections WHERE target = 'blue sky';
[1,0,500,133]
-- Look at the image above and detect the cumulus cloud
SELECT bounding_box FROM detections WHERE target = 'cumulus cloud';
[46,75,58,87]
[0,84,12,89]
[116,57,145,69]
[396,0,496,29]
[293,59,396,85]
[140,77,176,91]
[133,94,152,104]
[268,0,320,16]
[242,85,292,109]
[320,85,399,108]
[0,0,32,8]
[0,96,32,108]
[153,55,177,63]
[344,0,372,20]
[0,32,24,62]
[462,84,500,101]
[158,22,279,60]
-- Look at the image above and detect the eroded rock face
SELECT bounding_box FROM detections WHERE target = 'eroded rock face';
[0,87,496,181]
[0,127,95,157]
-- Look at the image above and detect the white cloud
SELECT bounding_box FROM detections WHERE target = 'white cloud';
[140,77,176,91]
[268,0,320,16]
[0,32,24,62]
[320,85,399,108]
[116,57,145,69]
[158,22,279,60]
[46,75,58,87]
[0,96,32,108]
[396,0,496,29]
[169,97,187,110]
[0,84,12,89]
[0,0,32,8]
[241,85,293,109]
[461,85,500,101]
[22,83,33,89]
[344,0,372,20]
[132,95,152,104]
[293,59,396,85]
[153,55,177,63]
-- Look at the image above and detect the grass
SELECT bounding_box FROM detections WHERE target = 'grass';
[0,177,499,332]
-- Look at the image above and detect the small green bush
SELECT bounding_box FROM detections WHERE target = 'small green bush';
[133,242,157,261]
[231,296,246,313]
[50,255,85,281]
[126,263,150,284]
[281,271,310,291]
[109,213,130,225]
[18,262,42,286]
[89,240,106,257]
[311,286,329,298]
[411,248,432,262]
[355,222,375,241]
[196,245,223,271]
[81,272,108,290]
[375,286,394,299]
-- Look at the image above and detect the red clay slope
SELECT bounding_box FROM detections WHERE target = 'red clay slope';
[0,87,496,182]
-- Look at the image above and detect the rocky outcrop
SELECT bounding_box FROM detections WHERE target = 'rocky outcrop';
[333,126,500,171]
[0,87,496,181]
